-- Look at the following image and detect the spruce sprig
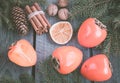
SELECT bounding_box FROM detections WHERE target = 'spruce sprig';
[37,57,82,83]
[0,75,20,83]
[0,73,35,83]
[19,73,35,83]
[70,0,111,19]
[102,15,120,55]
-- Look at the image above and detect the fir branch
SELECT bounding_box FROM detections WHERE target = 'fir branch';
[19,73,35,83]
[99,15,120,55]
[0,76,19,83]
[101,34,112,55]
[37,57,82,83]
[70,0,111,19]
[0,73,35,83]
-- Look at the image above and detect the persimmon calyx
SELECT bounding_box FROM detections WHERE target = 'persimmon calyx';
[52,57,60,70]
[95,18,107,30]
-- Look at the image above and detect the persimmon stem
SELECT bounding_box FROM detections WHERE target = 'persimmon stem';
[9,41,17,50]
[11,41,17,47]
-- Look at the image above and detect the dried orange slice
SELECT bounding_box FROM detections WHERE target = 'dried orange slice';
[50,21,73,44]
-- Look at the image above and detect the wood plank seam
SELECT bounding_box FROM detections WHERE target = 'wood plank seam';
[32,31,36,79]
[90,48,95,83]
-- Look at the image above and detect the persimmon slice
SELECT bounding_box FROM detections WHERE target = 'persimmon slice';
[8,39,37,67]
[49,21,73,44]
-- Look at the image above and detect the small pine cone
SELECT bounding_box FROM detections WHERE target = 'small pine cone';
[11,6,29,35]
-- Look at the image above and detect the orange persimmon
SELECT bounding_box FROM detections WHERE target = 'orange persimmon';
[80,54,112,81]
[8,39,37,67]
[52,46,83,74]
[78,18,107,48]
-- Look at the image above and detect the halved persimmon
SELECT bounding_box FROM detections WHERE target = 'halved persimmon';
[8,39,37,67]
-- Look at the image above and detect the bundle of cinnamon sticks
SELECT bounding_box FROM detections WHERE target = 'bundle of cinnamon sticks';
[25,2,51,34]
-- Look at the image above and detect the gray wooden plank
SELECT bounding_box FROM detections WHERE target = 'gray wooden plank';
[92,48,120,83]
[35,0,91,83]
[0,22,34,79]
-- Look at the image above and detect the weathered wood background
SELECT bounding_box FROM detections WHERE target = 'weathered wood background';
[0,0,120,83]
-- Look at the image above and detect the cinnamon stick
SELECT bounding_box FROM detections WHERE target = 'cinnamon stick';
[34,2,51,28]
[31,6,48,32]
[25,5,43,34]
[31,20,40,34]
[31,6,47,28]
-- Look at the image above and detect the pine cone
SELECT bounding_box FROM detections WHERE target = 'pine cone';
[11,6,29,35]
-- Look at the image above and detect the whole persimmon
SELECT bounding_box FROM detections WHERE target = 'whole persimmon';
[78,18,107,48]
[8,39,37,67]
[52,46,83,74]
[80,54,112,81]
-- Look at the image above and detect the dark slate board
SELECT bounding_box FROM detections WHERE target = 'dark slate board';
[92,48,120,83]
[0,23,34,79]
[35,0,91,83]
